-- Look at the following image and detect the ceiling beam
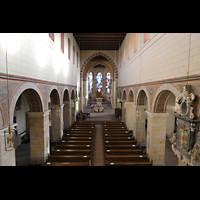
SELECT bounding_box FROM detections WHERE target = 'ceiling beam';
[73,33,126,50]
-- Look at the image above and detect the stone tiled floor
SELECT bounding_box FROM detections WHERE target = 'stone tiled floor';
[165,137,178,166]
[92,124,105,166]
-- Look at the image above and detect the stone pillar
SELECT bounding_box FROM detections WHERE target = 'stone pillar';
[135,106,147,146]
[112,80,116,109]
[122,100,126,123]
[132,105,137,138]
[146,111,169,166]
[125,102,134,131]
[71,100,76,125]
[51,105,64,142]
[63,101,71,130]
[78,97,81,112]
[28,111,50,165]
[83,80,87,108]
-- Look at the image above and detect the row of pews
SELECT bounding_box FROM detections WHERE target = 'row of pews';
[103,121,152,166]
[42,121,95,166]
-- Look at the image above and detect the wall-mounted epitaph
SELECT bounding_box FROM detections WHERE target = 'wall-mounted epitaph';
[170,85,200,165]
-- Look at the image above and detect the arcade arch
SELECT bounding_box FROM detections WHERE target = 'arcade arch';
[63,89,70,130]
[135,88,149,146]
[152,84,180,137]
[49,88,62,144]
[71,89,76,125]
[10,84,46,166]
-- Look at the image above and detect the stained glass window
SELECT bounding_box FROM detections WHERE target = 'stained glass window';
[88,72,93,93]
[106,72,111,94]
[96,72,103,92]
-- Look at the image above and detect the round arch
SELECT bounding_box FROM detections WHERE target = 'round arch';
[71,89,75,100]
[62,87,70,102]
[81,52,118,80]
[128,89,135,102]
[84,61,113,81]
[9,82,44,125]
[48,85,61,105]
[136,86,150,110]
[122,89,127,101]
[152,83,180,113]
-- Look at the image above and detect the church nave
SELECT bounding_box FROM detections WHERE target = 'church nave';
[0,33,200,166]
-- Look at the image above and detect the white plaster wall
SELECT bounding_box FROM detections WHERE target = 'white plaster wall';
[118,33,200,87]
[0,33,80,87]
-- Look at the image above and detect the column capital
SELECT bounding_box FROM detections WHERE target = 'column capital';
[27,111,50,117]
[146,111,169,118]
[51,104,65,109]
[133,105,147,109]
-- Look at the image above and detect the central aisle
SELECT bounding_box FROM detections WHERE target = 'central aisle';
[83,104,121,166]
[92,123,105,166]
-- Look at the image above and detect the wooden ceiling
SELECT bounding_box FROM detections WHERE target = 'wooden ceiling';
[73,33,126,50]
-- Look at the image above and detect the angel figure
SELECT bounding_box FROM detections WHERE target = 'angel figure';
[169,132,177,146]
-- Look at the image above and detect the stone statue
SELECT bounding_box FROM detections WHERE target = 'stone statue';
[169,132,177,146]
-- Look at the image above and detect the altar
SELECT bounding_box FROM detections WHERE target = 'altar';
[94,92,104,112]
[96,98,103,107]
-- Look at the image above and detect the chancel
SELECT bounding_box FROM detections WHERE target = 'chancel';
[0,33,200,166]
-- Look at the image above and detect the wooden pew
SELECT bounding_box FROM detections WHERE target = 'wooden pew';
[43,121,95,167]
[71,124,95,129]
[105,136,135,140]
[104,129,129,132]
[105,155,148,162]
[105,144,140,149]
[74,121,95,125]
[52,149,92,155]
[105,141,137,145]
[47,155,91,162]
[68,128,95,131]
[103,121,125,125]
[42,161,90,166]
[103,127,128,130]
[103,121,152,166]
[103,125,127,128]
[58,140,93,145]
[62,136,93,140]
[105,161,152,166]
[65,130,94,134]
[105,149,143,155]
[72,124,95,127]
[63,133,93,137]
[103,130,130,134]
[104,133,132,137]
[54,144,92,149]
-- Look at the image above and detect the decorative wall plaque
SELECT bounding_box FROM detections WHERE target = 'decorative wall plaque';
[171,85,200,165]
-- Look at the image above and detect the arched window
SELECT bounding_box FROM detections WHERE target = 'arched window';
[106,72,111,94]
[128,38,131,59]
[68,38,70,60]
[144,33,150,43]
[96,72,103,92]
[88,72,93,93]
[123,46,126,64]
[134,33,138,53]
